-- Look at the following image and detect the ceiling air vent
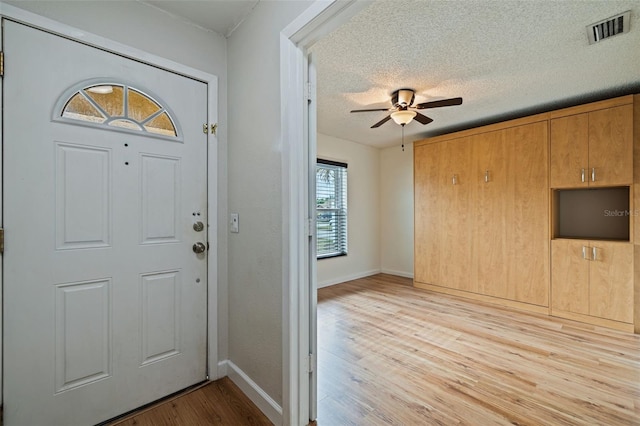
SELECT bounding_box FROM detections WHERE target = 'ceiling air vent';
[587,11,631,45]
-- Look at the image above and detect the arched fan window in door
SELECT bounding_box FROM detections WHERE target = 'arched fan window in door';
[57,82,180,139]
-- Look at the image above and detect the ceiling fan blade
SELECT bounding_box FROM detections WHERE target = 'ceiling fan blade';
[413,112,434,125]
[371,115,392,128]
[415,97,463,109]
[351,108,391,113]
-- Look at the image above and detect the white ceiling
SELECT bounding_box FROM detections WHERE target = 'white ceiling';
[147,0,640,149]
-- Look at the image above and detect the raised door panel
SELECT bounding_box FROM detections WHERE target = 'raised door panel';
[140,271,181,365]
[140,154,181,245]
[589,242,633,323]
[503,122,549,306]
[551,240,589,315]
[550,114,588,188]
[55,279,111,393]
[588,104,633,187]
[439,137,473,291]
[55,143,112,250]
[414,143,444,285]
[472,130,508,298]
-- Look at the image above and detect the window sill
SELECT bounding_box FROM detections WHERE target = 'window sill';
[317,253,347,260]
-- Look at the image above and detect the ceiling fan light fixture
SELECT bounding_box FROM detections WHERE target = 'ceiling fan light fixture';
[390,110,416,125]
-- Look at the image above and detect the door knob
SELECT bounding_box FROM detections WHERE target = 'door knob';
[193,221,204,232]
[192,242,206,253]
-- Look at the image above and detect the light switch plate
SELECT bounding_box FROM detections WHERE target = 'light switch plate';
[230,213,239,233]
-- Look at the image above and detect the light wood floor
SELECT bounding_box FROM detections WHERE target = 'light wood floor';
[106,273,640,425]
[106,377,271,426]
[316,274,640,425]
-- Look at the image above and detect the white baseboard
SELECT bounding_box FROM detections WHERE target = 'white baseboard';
[380,268,414,279]
[317,269,380,288]
[222,360,283,425]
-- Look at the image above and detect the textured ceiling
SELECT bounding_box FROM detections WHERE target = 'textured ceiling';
[310,0,640,148]
[143,0,640,149]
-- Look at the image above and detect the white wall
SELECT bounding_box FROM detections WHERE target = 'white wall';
[226,0,313,414]
[315,135,414,285]
[380,142,414,278]
[316,133,381,287]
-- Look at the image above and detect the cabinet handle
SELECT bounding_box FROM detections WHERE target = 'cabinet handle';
[452,174,458,185]
[484,170,489,183]
[591,168,596,182]
[581,168,585,183]
[592,246,597,261]
[582,246,589,260]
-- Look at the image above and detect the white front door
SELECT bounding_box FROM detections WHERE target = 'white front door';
[3,21,209,425]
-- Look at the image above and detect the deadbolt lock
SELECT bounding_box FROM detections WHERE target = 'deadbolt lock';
[192,242,206,254]
[193,221,204,232]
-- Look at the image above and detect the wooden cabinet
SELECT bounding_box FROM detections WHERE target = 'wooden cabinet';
[550,104,633,188]
[472,130,507,299]
[551,240,633,324]
[414,141,443,287]
[550,114,588,188]
[549,97,636,331]
[551,240,590,315]
[439,137,473,292]
[471,123,549,305]
[414,121,549,307]
[502,124,549,306]
[414,137,473,291]
[415,94,638,333]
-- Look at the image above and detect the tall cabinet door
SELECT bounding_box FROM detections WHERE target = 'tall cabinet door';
[503,122,549,305]
[550,114,589,188]
[589,242,634,323]
[440,138,473,291]
[551,239,590,315]
[414,142,444,285]
[588,104,633,187]
[472,130,508,298]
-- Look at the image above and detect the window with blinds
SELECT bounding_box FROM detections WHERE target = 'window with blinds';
[316,159,347,259]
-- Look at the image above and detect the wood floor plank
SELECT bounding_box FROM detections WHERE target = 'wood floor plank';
[316,273,640,426]
[107,273,639,425]
[107,377,271,426]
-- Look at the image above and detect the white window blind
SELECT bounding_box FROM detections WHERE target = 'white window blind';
[316,159,347,259]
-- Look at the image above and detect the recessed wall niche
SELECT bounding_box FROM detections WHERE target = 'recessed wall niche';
[553,187,630,241]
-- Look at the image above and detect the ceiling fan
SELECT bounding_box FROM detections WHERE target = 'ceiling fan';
[350,89,463,128]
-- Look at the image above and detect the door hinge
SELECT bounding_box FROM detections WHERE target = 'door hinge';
[1,52,4,77]
[306,218,315,238]
[203,123,218,136]
[0,228,4,254]
[305,353,315,373]
[306,82,313,102]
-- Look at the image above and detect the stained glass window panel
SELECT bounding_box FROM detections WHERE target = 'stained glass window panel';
[59,82,178,139]
[144,112,177,137]
[109,119,142,131]
[128,89,161,122]
[85,85,124,117]
[62,93,106,123]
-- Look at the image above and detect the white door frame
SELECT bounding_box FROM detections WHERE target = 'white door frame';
[280,1,370,424]
[0,3,221,406]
